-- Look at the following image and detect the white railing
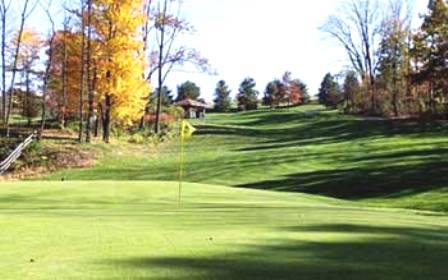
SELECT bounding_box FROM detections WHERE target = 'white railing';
[0,133,36,175]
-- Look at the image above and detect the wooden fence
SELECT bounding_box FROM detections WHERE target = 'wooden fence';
[0,133,36,175]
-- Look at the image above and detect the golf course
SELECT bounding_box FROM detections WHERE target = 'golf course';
[1,105,447,279]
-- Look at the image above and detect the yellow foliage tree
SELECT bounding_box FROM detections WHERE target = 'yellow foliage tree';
[91,0,149,142]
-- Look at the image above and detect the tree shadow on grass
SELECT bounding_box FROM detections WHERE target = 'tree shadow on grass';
[197,117,448,150]
[236,160,448,203]
[102,223,448,280]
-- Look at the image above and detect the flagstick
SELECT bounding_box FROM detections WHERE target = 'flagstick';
[178,120,185,204]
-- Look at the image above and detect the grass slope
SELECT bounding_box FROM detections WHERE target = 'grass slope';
[1,181,447,279]
[49,105,448,212]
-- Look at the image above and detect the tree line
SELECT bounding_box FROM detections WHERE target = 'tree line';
[0,0,209,143]
[213,73,310,113]
[319,0,448,119]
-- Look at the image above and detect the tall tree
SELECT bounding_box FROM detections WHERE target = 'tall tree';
[91,0,149,143]
[78,0,86,142]
[85,0,93,143]
[148,0,211,134]
[377,0,412,117]
[4,0,37,136]
[176,80,200,101]
[213,80,232,112]
[322,0,382,113]
[38,0,57,140]
[0,0,11,125]
[11,28,42,126]
[318,73,342,108]
[342,70,361,113]
[237,77,259,111]
[413,0,448,115]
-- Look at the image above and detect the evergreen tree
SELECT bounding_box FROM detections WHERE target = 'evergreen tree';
[342,71,361,113]
[237,77,259,111]
[176,81,201,101]
[213,80,232,112]
[151,86,173,107]
[318,73,342,108]
[263,80,283,107]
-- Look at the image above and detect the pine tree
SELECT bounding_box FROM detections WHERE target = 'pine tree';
[176,81,200,101]
[342,71,361,113]
[237,77,259,111]
[213,80,232,112]
[318,73,342,108]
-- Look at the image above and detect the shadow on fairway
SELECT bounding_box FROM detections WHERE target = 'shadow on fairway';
[197,116,448,148]
[104,223,448,280]
[236,160,448,203]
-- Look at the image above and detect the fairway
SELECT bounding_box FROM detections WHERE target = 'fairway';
[1,181,447,279]
[50,105,448,212]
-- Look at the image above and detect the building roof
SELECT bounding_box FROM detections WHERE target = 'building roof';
[176,99,213,109]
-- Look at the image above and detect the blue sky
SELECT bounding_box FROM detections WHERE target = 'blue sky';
[165,0,428,101]
[28,0,429,101]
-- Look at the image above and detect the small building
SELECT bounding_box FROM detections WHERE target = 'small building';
[176,99,213,119]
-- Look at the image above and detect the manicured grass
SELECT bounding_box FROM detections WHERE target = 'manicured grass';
[48,105,448,212]
[1,181,447,279]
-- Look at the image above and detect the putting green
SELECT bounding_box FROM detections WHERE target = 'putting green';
[1,181,447,279]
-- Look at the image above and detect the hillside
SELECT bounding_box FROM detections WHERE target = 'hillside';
[48,105,448,212]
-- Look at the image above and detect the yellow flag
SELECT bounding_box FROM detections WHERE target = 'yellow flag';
[181,120,196,139]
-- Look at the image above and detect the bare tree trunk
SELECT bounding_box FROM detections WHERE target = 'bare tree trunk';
[38,3,56,141]
[102,94,111,143]
[78,0,86,143]
[5,0,31,137]
[154,0,168,135]
[60,16,69,128]
[85,0,93,143]
[0,0,8,125]
[26,70,32,126]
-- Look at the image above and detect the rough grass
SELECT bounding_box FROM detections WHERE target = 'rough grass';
[0,181,447,279]
[47,105,448,212]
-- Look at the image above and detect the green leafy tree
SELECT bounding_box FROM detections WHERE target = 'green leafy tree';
[263,79,283,107]
[413,0,448,114]
[295,79,310,104]
[237,77,259,111]
[376,0,412,117]
[213,80,232,112]
[318,73,342,108]
[342,71,362,113]
[151,86,173,107]
[176,80,200,101]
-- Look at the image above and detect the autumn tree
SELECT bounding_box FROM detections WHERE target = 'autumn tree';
[237,77,259,111]
[264,73,306,108]
[413,0,448,115]
[38,0,58,140]
[12,28,42,126]
[322,0,382,113]
[3,0,38,136]
[0,0,10,125]
[213,80,232,112]
[282,71,304,106]
[264,80,285,108]
[147,0,211,134]
[176,80,200,101]
[91,0,149,143]
[376,0,412,117]
[47,30,84,126]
